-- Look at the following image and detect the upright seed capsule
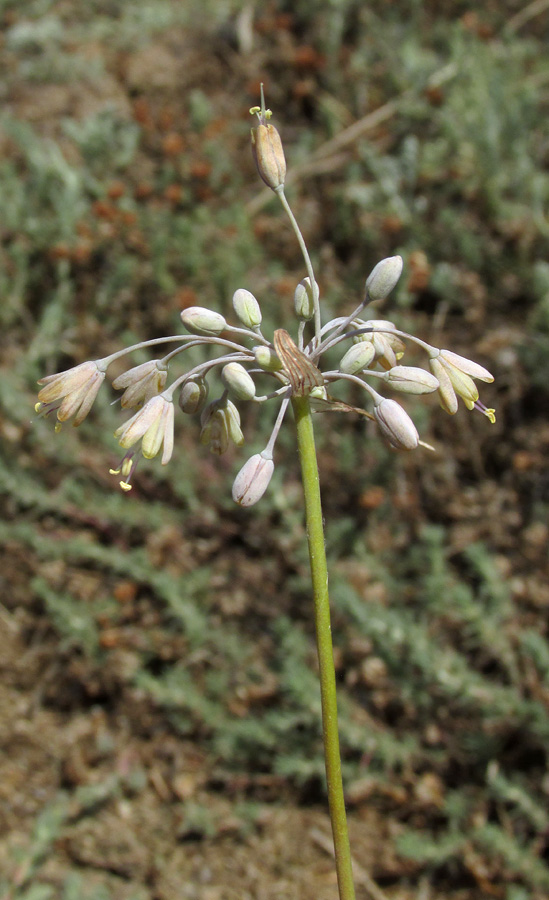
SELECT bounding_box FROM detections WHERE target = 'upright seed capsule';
[250,86,286,192]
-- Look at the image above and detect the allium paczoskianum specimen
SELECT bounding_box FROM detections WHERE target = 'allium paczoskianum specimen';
[36,88,496,900]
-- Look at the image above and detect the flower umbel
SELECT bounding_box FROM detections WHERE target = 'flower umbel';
[36,90,495,495]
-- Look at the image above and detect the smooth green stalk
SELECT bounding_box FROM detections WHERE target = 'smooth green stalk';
[276,186,322,347]
[292,394,356,900]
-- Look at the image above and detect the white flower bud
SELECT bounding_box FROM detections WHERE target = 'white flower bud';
[339,342,376,375]
[254,345,283,372]
[232,451,274,507]
[178,378,209,414]
[294,277,317,321]
[373,398,419,450]
[221,363,256,400]
[232,289,262,329]
[180,306,226,336]
[365,256,403,301]
[383,366,439,394]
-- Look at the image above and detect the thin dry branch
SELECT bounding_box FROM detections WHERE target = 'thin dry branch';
[506,0,549,33]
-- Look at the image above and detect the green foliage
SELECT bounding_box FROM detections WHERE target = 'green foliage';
[32,577,101,656]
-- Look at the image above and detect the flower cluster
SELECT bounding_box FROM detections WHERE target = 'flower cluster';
[36,91,495,504]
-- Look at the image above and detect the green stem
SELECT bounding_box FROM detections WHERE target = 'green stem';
[292,395,356,900]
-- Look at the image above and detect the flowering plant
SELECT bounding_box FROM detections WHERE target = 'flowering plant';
[36,87,494,900]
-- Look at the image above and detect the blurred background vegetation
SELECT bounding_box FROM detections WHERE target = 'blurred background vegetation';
[1,1,548,899]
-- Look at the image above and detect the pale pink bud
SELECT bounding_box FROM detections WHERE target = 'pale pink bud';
[178,378,209,415]
[365,256,403,301]
[232,452,274,507]
[254,345,283,372]
[383,366,439,394]
[232,289,262,329]
[180,307,226,336]
[221,362,256,400]
[339,342,376,375]
[373,397,419,450]
[294,277,317,321]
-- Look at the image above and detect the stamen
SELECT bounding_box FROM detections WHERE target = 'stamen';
[109,452,138,491]
[473,400,496,423]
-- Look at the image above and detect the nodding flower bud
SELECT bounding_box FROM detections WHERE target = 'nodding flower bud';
[294,277,317,321]
[221,362,256,401]
[382,366,439,395]
[365,256,403,301]
[200,398,244,454]
[373,397,419,450]
[339,342,376,375]
[180,306,227,336]
[254,345,283,372]
[178,378,209,415]
[232,451,274,507]
[232,288,262,329]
